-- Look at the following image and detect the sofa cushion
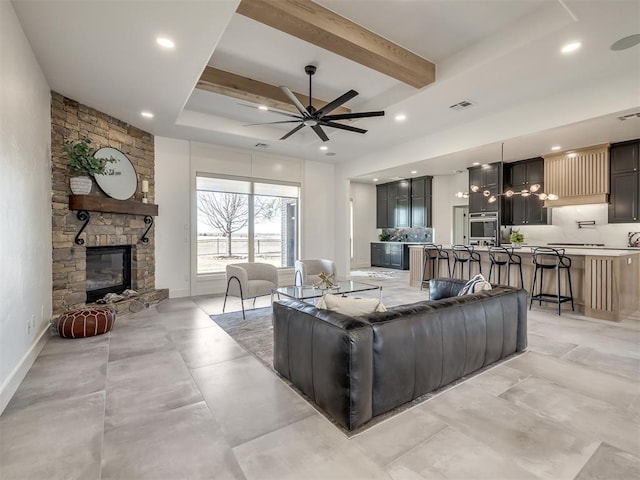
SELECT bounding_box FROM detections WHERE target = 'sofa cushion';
[458,274,492,296]
[317,295,386,316]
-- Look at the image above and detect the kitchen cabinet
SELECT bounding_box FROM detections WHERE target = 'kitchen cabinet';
[503,158,547,225]
[609,140,639,223]
[468,163,501,213]
[375,177,431,228]
[395,180,411,228]
[410,176,432,227]
[376,184,389,228]
[370,243,409,270]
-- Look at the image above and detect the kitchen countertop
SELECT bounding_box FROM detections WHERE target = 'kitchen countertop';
[372,241,433,244]
[407,244,640,257]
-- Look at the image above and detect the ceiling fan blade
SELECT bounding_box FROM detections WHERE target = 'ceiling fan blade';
[319,120,367,134]
[316,90,358,117]
[322,111,385,121]
[311,125,329,142]
[280,123,306,140]
[238,104,302,119]
[244,120,302,126]
[279,86,310,116]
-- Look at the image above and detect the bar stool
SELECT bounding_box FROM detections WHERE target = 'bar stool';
[488,246,524,288]
[451,245,482,280]
[420,244,451,290]
[529,247,575,315]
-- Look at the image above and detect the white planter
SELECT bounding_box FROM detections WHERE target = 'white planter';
[70,176,92,195]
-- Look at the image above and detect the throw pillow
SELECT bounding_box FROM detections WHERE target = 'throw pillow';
[458,274,492,296]
[316,295,387,316]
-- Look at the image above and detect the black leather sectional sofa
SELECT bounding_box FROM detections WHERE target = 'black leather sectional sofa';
[272,278,527,430]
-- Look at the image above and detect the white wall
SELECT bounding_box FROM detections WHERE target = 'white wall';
[432,172,469,245]
[155,137,191,297]
[302,160,335,262]
[0,1,52,414]
[516,203,639,249]
[350,182,377,269]
[154,138,335,295]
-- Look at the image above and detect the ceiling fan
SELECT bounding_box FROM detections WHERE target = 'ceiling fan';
[246,65,385,142]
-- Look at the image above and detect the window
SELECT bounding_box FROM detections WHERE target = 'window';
[196,175,299,274]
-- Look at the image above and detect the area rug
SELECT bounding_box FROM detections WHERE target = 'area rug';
[211,307,522,437]
[350,270,395,279]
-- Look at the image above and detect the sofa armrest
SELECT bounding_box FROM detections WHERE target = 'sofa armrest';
[429,278,466,300]
[272,300,373,431]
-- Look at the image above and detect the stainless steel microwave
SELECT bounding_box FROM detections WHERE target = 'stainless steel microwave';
[469,213,498,241]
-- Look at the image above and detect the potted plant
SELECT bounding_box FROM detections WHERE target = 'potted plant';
[64,136,115,195]
[509,229,524,248]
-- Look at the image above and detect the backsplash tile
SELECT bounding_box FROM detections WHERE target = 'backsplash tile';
[381,227,433,242]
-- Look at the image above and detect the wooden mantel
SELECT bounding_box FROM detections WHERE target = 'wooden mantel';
[69,195,158,216]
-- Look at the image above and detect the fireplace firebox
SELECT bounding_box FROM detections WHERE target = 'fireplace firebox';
[86,246,132,303]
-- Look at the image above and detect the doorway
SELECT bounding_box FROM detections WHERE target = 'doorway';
[452,206,469,245]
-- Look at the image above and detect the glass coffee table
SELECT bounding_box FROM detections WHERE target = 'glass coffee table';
[274,280,381,303]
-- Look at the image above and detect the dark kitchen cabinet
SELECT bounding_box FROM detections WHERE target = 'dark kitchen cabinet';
[376,178,430,228]
[395,180,411,228]
[503,158,547,225]
[468,163,501,213]
[376,184,389,228]
[410,176,432,227]
[609,140,639,223]
[370,243,409,269]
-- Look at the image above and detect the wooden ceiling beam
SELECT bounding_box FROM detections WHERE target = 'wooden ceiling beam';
[236,0,436,89]
[196,66,351,115]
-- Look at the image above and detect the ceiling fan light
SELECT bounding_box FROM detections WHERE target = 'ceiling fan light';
[470,185,480,193]
[547,194,559,201]
[488,196,497,203]
[530,184,541,192]
[537,193,548,200]
[483,190,491,197]
[521,190,531,197]
[505,190,514,197]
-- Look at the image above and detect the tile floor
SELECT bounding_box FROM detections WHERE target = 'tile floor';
[1,270,639,480]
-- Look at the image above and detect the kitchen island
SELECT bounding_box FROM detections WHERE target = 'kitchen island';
[409,245,640,321]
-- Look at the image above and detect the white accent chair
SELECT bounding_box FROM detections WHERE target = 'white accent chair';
[294,259,336,287]
[223,262,278,319]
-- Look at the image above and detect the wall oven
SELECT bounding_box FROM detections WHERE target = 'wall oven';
[469,213,499,245]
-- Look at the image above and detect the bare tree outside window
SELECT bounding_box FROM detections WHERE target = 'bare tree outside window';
[197,192,278,257]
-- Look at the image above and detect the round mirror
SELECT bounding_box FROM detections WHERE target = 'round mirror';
[93,147,137,200]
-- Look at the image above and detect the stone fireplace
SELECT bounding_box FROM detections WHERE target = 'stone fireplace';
[51,92,168,315]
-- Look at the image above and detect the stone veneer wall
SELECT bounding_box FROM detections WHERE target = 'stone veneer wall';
[51,92,165,315]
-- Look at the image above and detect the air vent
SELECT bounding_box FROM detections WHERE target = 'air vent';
[449,99,476,111]
[617,112,640,121]
[325,152,336,156]
[254,142,269,148]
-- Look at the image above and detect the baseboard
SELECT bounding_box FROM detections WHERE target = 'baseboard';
[0,325,49,415]
[169,288,191,298]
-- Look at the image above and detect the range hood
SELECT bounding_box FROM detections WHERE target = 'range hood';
[543,144,609,207]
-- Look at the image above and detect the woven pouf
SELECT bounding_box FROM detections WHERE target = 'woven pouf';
[54,307,116,338]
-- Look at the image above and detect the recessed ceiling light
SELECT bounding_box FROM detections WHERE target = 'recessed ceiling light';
[561,41,581,54]
[481,163,490,168]
[395,114,407,122]
[472,162,480,166]
[567,152,577,157]
[141,111,154,118]
[156,37,175,49]
[319,145,328,151]
[551,145,561,151]
[258,105,268,111]
[373,178,379,182]
[410,170,417,174]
